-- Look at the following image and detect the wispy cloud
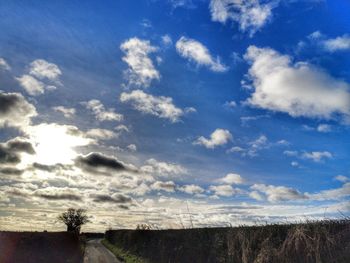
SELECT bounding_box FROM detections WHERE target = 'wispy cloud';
[176,37,228,72]
[120,90,184,122]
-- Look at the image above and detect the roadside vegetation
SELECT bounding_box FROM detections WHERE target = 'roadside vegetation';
[105,218,350,263]
[101,239,148,263]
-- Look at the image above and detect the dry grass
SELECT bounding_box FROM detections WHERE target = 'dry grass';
[106,219,350,263]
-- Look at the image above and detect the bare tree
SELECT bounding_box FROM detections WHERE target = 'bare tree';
[58,208,89,233]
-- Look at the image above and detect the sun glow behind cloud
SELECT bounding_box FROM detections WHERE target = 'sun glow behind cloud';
[22,123,92,166]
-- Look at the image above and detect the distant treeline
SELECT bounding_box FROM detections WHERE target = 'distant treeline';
[105,219,350,263]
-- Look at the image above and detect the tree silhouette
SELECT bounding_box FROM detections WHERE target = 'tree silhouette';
[58,208,89,233]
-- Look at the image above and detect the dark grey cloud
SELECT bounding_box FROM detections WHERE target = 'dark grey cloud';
[36,193,82,201]
[0,91,37,129]
[0,145,20,163]
[75,152,129,172]
[32,162,69,172]
[91,193,132,204]
[0,167,23,175]
[6,138,35,154]
[0,137,35,164]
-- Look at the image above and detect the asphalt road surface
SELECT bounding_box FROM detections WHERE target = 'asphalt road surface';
[84,239,121,263]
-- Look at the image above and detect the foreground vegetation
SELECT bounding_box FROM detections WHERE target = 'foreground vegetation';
[101,239,147,263]
[105,219,350,263]
[0,231,83,263]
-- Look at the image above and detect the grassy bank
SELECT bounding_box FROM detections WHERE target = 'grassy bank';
[101,239,148,263]
[105,219,350,263]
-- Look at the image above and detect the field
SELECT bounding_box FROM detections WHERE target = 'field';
[0,231,83,263]
[105,219,350,263]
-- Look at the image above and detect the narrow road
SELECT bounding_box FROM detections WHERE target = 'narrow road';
[84,239,121,263]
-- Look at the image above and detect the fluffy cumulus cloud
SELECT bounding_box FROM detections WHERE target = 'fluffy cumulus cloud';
[85,128,117,140]
[83,99,123,122]
[0,91,37,130]
[141,158,187,178]
[244,46,350,121]
[120,90,184,122]
[16,75,45,96]
[29,59,62,81]
[194,128,232,149]
[16,59,62,96]
[178,184,205,195]
[120,37,160,88]
[52,106,76,118]
[209,0,275,36]
[217,173,245,185]
[308,31,350,52]
[251,184,308,202]
[0,58,11,70]
[176,37,227,72]
[209,184,237,197]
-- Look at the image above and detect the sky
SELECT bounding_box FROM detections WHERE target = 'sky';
[0,0,349,232]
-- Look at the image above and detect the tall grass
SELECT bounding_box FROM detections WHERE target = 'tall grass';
[105,218,350,263]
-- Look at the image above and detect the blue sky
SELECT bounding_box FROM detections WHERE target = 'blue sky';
[0,0,349,231]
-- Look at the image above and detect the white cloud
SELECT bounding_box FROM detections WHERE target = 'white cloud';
[323,34,350,52]
[227,135,271,157]
[0,58,11,71]
[309,182,350,201]
[120,37,160,88]
[169,0,195,9]
[217,173,245,185]
[127,144,137,152]
[226,146,244,153]
[83,99,123,122]
[209,0,275,36]
[120,90,184,122]
[224,100,237,108]
[178,184,205,195]
[176,37,228,72]
[251,184,308,202]
[209,184,237,197]
[334,175,349,183]
[301,151,333,162]
[194,128,232,149]
[284,150,332,162]
[86,128,117,140]
[161,34,173,46]
[0,91,37,130]
[115,124,130,133]
[52,106,76,118]
[291,161,299,167]
[309,32,350,52]
[244,46,350,121]
[16,75,45,96]
[141,158,187,177]
[249,190,264,201]
[316,124,332,133]
[29,59,62,81]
